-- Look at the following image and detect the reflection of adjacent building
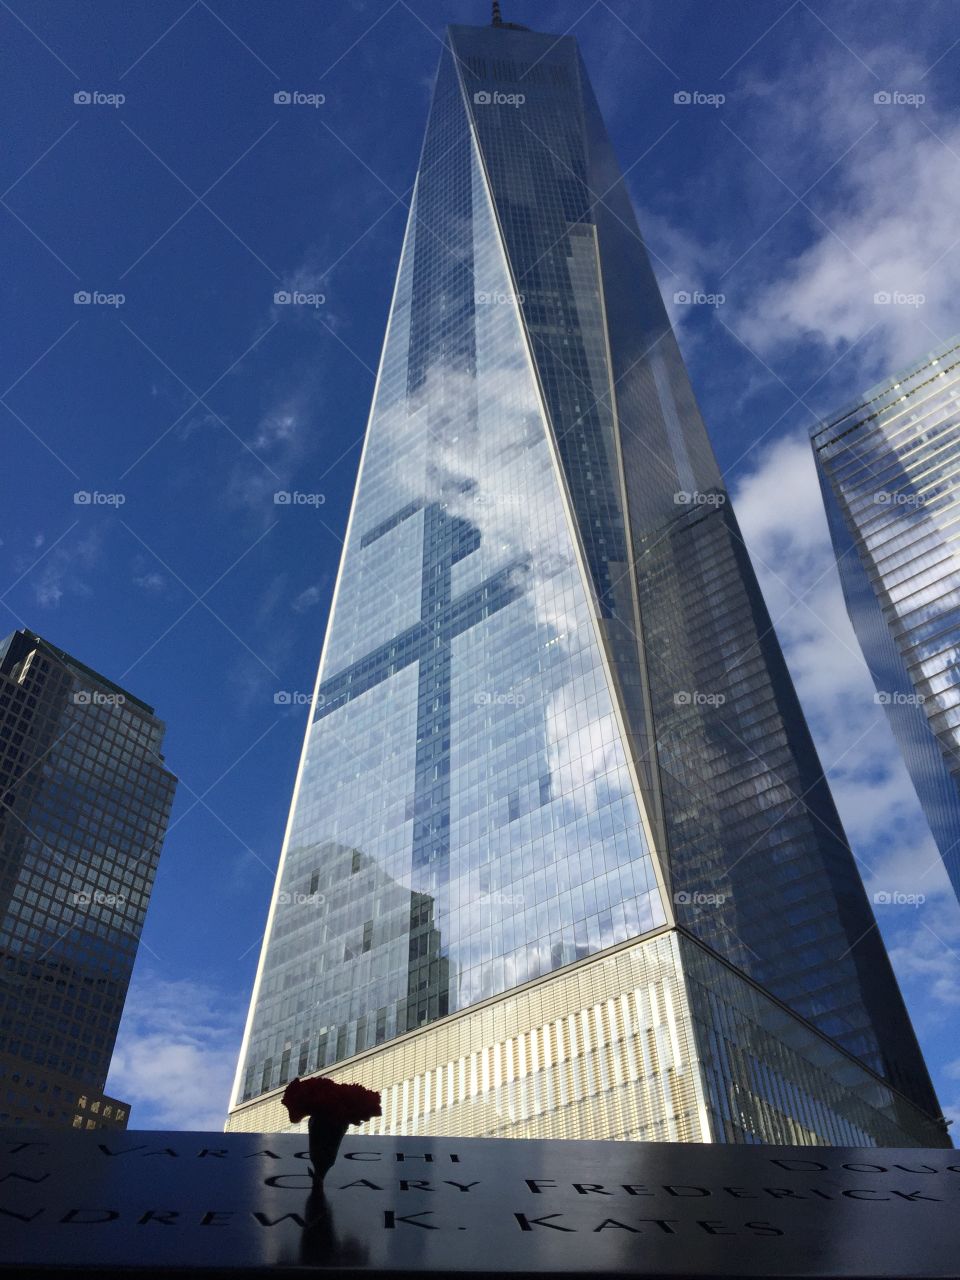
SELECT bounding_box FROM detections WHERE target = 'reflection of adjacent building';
[236,842,451,1100]
[814,339,960,904]
[72,1089,128,1130]
[0,630,176,1128]
[406,888,450,1033]
[228,14,947,1147]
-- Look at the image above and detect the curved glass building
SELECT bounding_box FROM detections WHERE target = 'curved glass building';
[813,338,960,905]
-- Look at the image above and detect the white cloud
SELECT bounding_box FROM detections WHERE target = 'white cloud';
[270,247,336,330]
[27,530,101,609]
[133,571,166,593]
[892,931,960,1124]
[226,385,316,521]
[286,250,329,299]
[889,942,960,1011]
[253,407,300,453]
[34,577,63,609]
[291,583,323,613]
[733,45,960,372]
[106,973,245,1131]
[176,409,221,442]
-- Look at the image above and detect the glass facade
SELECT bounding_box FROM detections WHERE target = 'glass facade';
[0,629,177,1128]
[813,339,960,905]
[228,931,944,1148]
[229,20,946,1147]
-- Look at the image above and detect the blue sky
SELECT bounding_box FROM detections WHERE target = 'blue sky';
[3,0,959,1132]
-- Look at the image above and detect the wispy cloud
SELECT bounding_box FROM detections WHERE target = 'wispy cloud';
[24,529,102,610]
[269,246,339,331]
[887,899,960,1009]
[224,383,317,520]
[291,583,324,613]
[732,44,960,372]
[133,567,167,593]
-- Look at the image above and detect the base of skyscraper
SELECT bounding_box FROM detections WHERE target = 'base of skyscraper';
[226,931,946,1148]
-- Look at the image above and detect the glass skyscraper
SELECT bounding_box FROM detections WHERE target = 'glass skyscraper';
[0,629,177,1128]
[813,338,960,904]
[228,16,947,1147]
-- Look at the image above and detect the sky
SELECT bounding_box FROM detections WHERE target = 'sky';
[2,0,959,1134]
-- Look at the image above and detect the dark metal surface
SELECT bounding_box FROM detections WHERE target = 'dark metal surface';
[1,1129,959,1277]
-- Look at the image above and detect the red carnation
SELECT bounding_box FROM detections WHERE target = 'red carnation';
[281,1076,382,1126]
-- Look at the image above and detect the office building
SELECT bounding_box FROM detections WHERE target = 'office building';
[227,15,947,1147]
[0,629,177,1128]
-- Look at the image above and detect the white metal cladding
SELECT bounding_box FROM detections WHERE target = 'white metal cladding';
[226,932,710,1141]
